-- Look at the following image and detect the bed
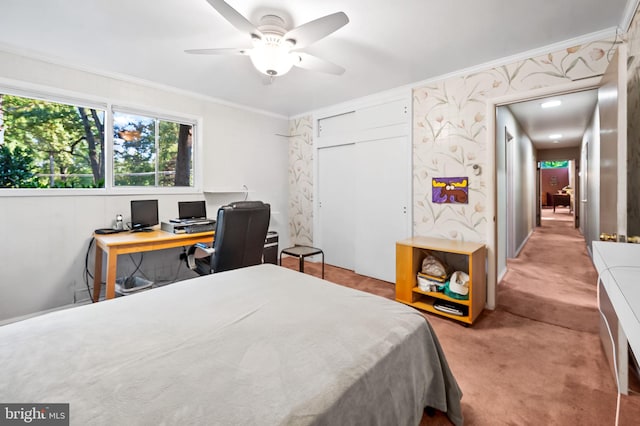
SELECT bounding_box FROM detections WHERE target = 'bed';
[0,264,462,425]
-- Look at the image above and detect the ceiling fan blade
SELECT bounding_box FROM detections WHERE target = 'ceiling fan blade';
[206,0,263,39]
[293,52,345,75]
[185,47,250,55]
[284,12,349,49]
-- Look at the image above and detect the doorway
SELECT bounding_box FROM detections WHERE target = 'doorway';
[490,84,600,301]
[540,159,575,226]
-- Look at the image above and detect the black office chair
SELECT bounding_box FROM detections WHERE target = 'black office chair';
[186,201,270,275]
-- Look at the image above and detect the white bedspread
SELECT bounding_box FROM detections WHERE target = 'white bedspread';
[0,264,462,425]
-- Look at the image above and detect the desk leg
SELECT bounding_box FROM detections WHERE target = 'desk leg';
[299,256,304,273]
[93,245,103,302]
[105,251,118,300]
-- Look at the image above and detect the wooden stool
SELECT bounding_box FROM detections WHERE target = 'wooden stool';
[279,245,325,278]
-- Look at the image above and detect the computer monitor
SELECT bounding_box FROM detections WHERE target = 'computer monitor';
[130,199,159,231]
[178,200,206,220]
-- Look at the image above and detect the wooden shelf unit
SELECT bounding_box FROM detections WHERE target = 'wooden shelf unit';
[396,236,486,325]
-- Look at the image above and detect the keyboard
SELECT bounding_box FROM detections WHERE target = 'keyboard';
[433,301,467,316]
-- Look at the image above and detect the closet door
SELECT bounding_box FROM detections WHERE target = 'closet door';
[315,96,410,281]
[354,136,409,282]
[317,144,355,270]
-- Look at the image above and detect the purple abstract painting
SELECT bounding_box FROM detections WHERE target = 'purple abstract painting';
[432,177,469,204]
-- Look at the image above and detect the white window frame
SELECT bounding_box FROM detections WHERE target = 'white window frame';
[110,105,201,194]
[0,80,203,197]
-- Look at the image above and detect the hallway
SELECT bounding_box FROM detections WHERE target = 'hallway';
[499,205,596,331]
[497,209,640,420]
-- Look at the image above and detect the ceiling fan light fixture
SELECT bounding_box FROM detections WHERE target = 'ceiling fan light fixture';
[249,42,294,76]
[189,2,349,77]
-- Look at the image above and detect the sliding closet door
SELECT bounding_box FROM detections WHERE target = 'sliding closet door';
[315,95,410,282]
[317,144,355,270]
[354,136,409,282]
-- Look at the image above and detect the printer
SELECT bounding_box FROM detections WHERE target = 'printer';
[161,218,216,234]
[162,200,216,234]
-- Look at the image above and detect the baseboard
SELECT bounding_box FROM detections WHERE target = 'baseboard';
[0,302,87,326]
[497,267,508,283]
[514,229,534,258]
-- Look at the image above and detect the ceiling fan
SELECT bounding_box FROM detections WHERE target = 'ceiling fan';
[186,0,349,78]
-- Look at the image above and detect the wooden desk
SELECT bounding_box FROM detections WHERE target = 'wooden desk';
[93,229,214,301]
[552,193,571,212]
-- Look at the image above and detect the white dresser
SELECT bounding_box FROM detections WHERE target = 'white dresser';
[592,241,640,395]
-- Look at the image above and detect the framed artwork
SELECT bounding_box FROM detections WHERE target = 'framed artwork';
[432,177,469,204]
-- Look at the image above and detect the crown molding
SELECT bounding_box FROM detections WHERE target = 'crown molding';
[408,27,618,91]
[295,27,618,121]
[0,24,623,122]
[620,0,640,32]
[0,43,288,121]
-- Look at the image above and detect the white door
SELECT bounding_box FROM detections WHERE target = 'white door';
[317,144,355,270]
[579,142,588,237]
[354,136,409,282]
[598,45,627,239]
[506,130,516,257]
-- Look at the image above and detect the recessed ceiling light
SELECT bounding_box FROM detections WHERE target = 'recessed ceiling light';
[541,100,562,108]
[549,133,562,139]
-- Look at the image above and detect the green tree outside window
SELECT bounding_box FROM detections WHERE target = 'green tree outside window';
[113,112,193,187]
[0,93,104,188]
[0,92,194,189]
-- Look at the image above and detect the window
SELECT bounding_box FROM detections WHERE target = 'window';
[0,87,198,192]
[540,160,569,169]
[0,93,105,188]
[113,111,194,187]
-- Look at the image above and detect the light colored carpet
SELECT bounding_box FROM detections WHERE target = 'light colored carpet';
[281,219,640,425]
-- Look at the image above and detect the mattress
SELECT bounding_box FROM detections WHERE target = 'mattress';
[0,264,462,425]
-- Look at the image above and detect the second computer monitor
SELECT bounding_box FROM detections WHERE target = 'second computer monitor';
[178,200,206,220]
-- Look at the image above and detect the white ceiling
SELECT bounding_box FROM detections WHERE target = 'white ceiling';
[507,89,599,150]
[0,0,632,117]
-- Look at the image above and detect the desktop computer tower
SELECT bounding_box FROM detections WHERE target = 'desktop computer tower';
[264,231,278,265]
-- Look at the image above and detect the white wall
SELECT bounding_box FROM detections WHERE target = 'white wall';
[582,105,601,255]
[496,106,536,279]
[513,127,536,255]
[0,50,289,322]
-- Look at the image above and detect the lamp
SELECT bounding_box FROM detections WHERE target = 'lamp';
[248,34,300,77]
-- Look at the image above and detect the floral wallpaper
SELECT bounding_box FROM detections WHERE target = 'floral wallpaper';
[627,7,640,237]
[412,38,617,243]
[288,115,314,245]
[288,36,622,246]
